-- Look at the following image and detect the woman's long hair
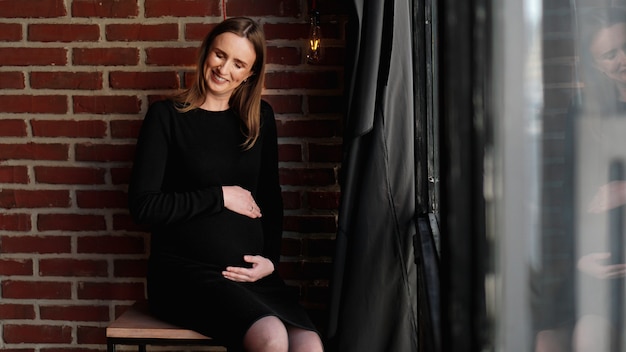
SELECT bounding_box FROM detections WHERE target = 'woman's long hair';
[577,7,626,115]
[174,17,266,149]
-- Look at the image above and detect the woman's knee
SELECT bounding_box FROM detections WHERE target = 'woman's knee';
[287,326,324,352]
[244,316,289,352]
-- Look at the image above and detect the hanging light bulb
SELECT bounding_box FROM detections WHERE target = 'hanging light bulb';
[306,6,322,64]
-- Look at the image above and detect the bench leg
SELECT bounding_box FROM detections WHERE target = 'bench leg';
[139,344,147,352]
[107,341,116,352]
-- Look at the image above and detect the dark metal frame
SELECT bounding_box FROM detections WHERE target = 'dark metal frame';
[106,337,223,352]
[438,0,492,350]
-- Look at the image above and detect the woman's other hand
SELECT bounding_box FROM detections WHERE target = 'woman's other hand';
[222,255,275,282]
[577,252,626,279]
[222,185,262,218]
[588,181,626,213]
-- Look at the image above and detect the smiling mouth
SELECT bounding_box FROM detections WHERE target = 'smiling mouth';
[212,70,228,83]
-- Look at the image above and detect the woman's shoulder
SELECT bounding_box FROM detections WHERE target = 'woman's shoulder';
[260,99,274,116]
[147,98,178,114]
[260,99,276,123]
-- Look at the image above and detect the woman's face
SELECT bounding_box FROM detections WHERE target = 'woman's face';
[590,23,626,85]
[204,32,256,99]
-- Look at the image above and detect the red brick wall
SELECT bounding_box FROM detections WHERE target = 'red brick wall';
[0,0,345,349]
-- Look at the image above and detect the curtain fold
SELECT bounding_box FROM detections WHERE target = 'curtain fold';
[327,0,418,350]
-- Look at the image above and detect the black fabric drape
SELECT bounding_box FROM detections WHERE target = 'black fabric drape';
[327,0,418,350]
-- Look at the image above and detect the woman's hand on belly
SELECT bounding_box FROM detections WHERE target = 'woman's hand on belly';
[222,185,262,218]
[222,255,275,282]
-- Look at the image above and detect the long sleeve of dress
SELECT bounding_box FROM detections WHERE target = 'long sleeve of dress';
[257,101,284,265]
[128,101,224,226]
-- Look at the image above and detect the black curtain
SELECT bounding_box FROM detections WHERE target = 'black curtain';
[327,0,418,350]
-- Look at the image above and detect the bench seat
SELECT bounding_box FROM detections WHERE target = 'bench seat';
[106,301,225,352]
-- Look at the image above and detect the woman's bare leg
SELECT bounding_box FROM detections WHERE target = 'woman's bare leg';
[243,316,289,352]
[287,326,324,352]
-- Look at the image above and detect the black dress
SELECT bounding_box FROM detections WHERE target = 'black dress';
[128,99,317,350]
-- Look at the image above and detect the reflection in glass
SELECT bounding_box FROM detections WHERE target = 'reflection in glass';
[533,5,626,352]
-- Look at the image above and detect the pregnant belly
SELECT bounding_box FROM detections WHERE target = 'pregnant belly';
[156,211,264,268]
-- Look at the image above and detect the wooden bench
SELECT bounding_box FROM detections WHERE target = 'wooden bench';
[106,301,226,352]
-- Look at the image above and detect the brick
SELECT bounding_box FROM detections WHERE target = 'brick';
[0,0,66,18]
[281,190,302,209]
[145,0,220,17]
[304,285,330,305]
[40,305,109,321]
[0,143,69,161]
[75,143,135,162]
[543,37,575,60]
[0,165,29,183]
[265,71,339,89]
[308,142,342,162]
[263,23,309,40]
[283,215,337,233]
[182,71,197,88]
[28,24,99,42]
[279,167,336,186]
[110,119,142,139]
[226,0,301,17]
[73,47,139,66]
[110,167,132,184]
[76,190,127,208]
[0,259,33,275]
[109,71,179,90]
[301,261,332,279]
[39,258,108,277]
[276,261,301,279]
[0,214,31,231]
[262,95,303,113]
[277,119,341,138]
[314,47,345,66]
[0,235,71,254]
[0,213,31,231]
[106,23,178,41]
[30,71,102,90]
[0,23,22,41]
[77,325,107,345]
[3,324,72,343]
[2,281,72,300]
[112,213,149,232]
[77,234,146,254]
[0,72,25,88]
[0,189,70,209]
[35,166,106,185]
[267,46,301,65]
[278,143,303,162]
[305,238,336,257]
[307,191,340,209]
[0,48,67,66]
[73,95,141,114]
[37,214,106,231]
[281,238,302,256]
[31,120,107,138]
[147,94,171,103]
[185,23,217,41]
[308,95,344,113]
[113,259,148,277]
[77,281,145,300]
[0,95,67,113]
[0,304,36,320]
[72,0,139,18]
[44,348,103,352]
[0,119,27,136]
[146,47,198,66]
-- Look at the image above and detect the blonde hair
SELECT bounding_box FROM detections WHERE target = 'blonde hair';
[174,17,266,149]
